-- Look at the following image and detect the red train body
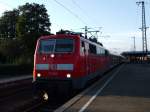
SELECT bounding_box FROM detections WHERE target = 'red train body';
[33,32,123,94]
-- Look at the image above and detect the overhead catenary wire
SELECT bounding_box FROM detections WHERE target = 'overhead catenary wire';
[71,0,95,25]
[70,1,104,38]
[71,0,101,27]
[53,0,87,25]
[71,0,90,19]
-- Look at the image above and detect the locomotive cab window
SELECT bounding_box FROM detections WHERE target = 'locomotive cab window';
[39,39,55,53]
[39,38,74,53]
[55,39,74,53]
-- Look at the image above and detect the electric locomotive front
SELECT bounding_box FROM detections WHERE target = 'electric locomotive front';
[33,34,83,95]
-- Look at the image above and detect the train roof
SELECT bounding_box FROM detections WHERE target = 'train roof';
[39,33,127,57]
[38,30,106,49]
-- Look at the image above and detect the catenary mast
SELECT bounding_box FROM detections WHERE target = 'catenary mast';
[136,1,148,54]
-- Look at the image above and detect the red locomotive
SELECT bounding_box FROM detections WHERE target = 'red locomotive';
[33,30,124,99]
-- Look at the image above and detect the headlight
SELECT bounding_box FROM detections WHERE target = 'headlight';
[37,73,41,77]
[66,73,71,78]
[51,54,55,58]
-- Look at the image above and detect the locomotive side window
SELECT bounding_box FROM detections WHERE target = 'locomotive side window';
[81,41,85,53]
[55,39,74,53]
[97,47,101,55]
[101,48,105,55]
[89,44,97,54]
[97,47,105,55]
[105,50,109,56]
[39,39,55,53]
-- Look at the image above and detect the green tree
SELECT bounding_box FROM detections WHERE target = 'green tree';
[16,3,51,59]
[0,3,51,64]
[0,38,22,64]
[0,9,19,38]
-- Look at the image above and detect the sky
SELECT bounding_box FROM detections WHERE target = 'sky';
[0,0,150,54]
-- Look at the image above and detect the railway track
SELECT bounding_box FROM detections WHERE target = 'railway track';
[0,77,32,98]
[0,77,78,112]
[22,90,79,112]
[0,77,34,111]
[13,98,44,112]
[23,100,59,112]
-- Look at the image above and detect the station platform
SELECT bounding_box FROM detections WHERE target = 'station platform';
[55,64,150,112]
[0,75,32,84]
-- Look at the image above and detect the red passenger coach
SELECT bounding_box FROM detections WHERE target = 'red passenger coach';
[33,31,122,97]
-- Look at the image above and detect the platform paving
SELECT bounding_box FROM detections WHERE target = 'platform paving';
[63,64,150,112]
